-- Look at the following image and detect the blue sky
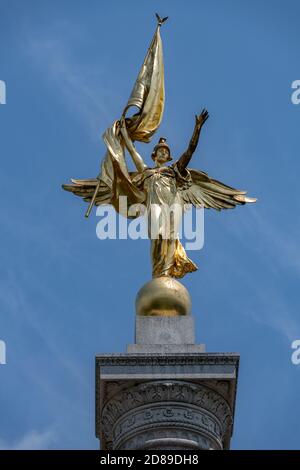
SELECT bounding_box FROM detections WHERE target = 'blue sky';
[0,0,299,449]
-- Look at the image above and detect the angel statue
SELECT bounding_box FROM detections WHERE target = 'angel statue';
[62,14,256,280]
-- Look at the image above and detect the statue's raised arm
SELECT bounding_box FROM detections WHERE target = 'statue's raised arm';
[176,109,209,173]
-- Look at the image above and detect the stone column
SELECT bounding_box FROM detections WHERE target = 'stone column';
[95,278,239,450]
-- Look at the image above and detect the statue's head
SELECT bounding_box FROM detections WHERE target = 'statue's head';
[151,137,172,165]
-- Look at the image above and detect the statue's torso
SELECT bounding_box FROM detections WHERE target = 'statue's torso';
[140,166,178,207]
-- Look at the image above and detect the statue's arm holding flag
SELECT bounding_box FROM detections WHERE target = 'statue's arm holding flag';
[119,117,147,173]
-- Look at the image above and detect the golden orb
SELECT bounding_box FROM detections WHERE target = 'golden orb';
[135,276,191,317]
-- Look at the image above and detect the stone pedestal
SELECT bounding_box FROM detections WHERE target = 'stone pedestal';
[95,314,239,450]
[127,316,205,353]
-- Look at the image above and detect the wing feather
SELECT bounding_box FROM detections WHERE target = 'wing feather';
[62,179,112,205]
[180,169,256,210]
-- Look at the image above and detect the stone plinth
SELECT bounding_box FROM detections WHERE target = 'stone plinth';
[127,316,205,353]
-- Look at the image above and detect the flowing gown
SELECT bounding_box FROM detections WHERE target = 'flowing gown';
[132,163,198,278]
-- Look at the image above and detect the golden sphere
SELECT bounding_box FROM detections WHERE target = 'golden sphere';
[136,276,191,317]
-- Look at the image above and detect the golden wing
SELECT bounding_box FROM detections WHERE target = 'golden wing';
[62,179,111,206]
[179,168,257,210]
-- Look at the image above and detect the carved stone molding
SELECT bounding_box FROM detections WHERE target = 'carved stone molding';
[96,353,239,368]
[100,380,232,450]
[95,352,239,450]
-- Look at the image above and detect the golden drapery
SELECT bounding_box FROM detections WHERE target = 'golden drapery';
[98,24,165,202]
[122,25,165,143]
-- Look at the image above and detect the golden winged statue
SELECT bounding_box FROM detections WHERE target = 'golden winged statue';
[62,14,256,280]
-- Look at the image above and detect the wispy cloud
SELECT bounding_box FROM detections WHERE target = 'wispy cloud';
[0,429,56,450]
[221,207,300,342]
[245,287,299,343]
[23,22,118,140]
[232,207,300,275]
[0,266,90,397]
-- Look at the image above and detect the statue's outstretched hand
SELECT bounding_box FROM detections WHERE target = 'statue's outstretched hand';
[195,109,209,127]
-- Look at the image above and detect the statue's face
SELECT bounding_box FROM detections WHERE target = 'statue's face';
[155,147,170,165]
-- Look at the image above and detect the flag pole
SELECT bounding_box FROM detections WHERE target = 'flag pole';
[85,179,101,218]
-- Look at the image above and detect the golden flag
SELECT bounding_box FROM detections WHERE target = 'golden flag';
[123,24,165,143]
